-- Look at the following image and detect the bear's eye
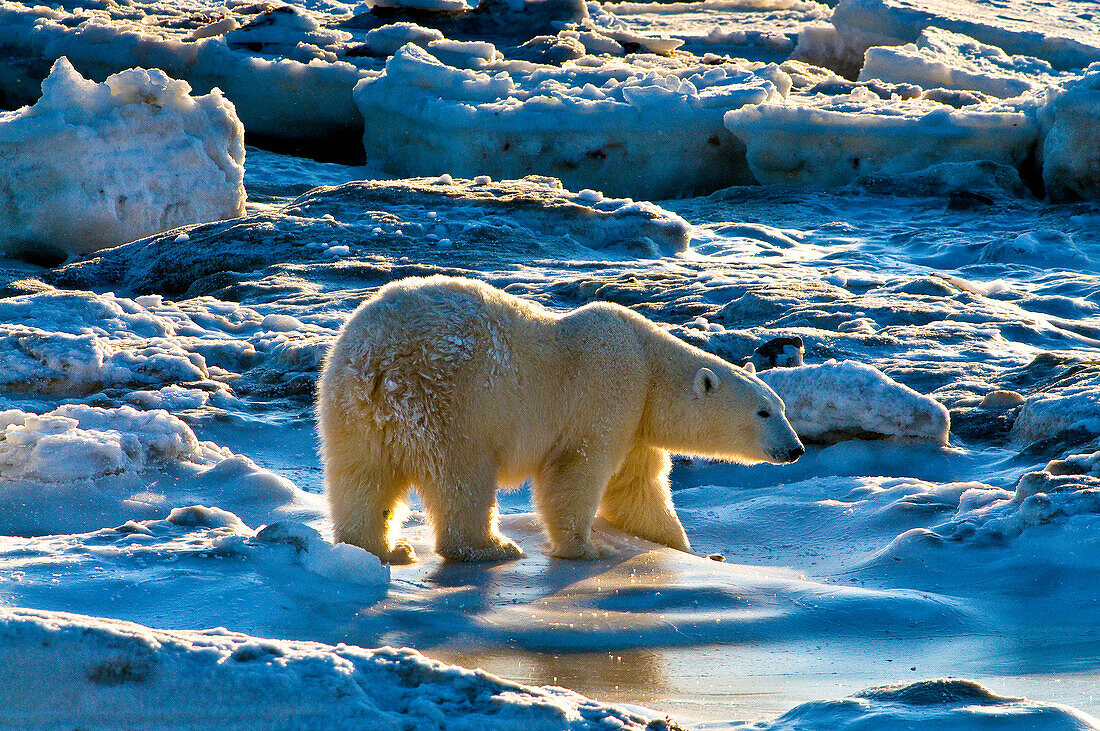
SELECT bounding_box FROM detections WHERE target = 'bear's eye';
[757,410,771,418]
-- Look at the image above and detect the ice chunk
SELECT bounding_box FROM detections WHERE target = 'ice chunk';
[860,28,1061,99]
[1039,64,1100,202]
[0,58,244,258]
[354,43,789,198]
[724,89,1036,187]
[830,0,1100,73]
[1012,381,1100,444]
[758,359,950,443]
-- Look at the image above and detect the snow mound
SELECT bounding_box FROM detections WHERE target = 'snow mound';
[0,607,672,730]
[743,679,1100,730]
[1039,64,1100,202]
[758,360,950,443]
[0,58,244,258]
[859,27,1060,99]
[0,405,324,536]
[354,42,790,198]
[724,87,1036,187]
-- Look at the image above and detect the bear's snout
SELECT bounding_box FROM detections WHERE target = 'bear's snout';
[769,444,804,463]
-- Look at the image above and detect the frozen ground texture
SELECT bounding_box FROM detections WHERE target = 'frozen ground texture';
[0,58,244,258]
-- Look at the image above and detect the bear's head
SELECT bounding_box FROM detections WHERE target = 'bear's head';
[648,360,804,465]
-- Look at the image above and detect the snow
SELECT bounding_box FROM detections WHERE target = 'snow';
[735,679,1100,730]
[0,58,244,257]
[758,359,950,443]
[354,42,789,198]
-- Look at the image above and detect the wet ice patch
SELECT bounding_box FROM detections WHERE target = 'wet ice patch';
[0,58,244,258]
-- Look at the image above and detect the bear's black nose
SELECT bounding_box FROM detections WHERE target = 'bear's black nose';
[787,446,805,462]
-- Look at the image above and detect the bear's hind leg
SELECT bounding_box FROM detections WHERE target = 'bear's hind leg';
[421,458,524,562]
[327,453,417,565]
[598,445,691,553]
[534,454,612,560]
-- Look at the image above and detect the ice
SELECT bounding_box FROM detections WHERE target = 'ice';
[2,0,1100,720]
[859,27,1063,99]
[354,42,789,198]
[0,58,244,258]
[0,1,369,150]
[724,87,1036,187]
[758,359,950,443]
[1039,64,1100,202]
[47,177,692,297]
[828,0,1100,73]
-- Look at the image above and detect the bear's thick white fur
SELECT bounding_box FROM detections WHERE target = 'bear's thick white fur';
[319,275,803,563]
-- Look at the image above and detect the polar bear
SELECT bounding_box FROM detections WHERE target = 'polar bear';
[318,275,804,564]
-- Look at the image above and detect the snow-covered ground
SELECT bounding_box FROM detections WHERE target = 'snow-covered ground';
[2,0,1100,726]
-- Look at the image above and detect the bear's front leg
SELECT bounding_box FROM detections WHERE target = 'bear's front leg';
[421,458,524,562]
[326,455,417,565]
[535,453,613,559]
[598,445,691,553]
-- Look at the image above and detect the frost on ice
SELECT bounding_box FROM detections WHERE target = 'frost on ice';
[0,58,245,259]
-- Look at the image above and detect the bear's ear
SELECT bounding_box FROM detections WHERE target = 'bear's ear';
[693,367,721,398]
[743,361,756,374]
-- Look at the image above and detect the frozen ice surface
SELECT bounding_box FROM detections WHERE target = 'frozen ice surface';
[601,0,831,61]
[48,176,691,297]
[759,359,950,443]
[0,58,244,258]
[724,87,1036,187]
[354,42,789,198]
